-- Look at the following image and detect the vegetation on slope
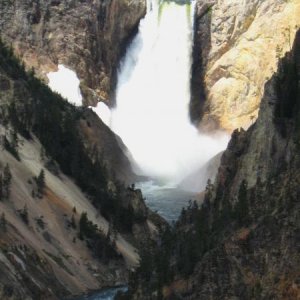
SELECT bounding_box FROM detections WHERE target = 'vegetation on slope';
[0,38,144,233]
[121,31,300,300]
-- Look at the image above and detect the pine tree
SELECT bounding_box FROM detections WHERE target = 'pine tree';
[0,174,3,201]
[40,146,45,161]
[10,128,18,150]
[3,164,12,199]
[235,180,248,226]
[79,212,88,239]
[71,214,76,229]
[3,133,20,161]
[0,213,7,232]
[36,169,45,196]
[19,205,29,225]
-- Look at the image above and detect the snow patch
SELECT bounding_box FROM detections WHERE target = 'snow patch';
[47,65,82,106]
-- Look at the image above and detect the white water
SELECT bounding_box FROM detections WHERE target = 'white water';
[108,0,228,185]
[46,1,229,191]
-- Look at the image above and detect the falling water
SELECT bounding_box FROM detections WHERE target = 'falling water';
[108,0,228,187]
[45,0,229,221]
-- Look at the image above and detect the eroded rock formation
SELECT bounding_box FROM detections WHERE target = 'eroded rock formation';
[127,29,300,300]
[0,0,146,106]
[181,29,300,299]
[0,41,165,299]
[192,0,300,131]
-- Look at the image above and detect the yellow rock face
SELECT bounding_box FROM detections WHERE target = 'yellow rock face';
[200,0,300,132]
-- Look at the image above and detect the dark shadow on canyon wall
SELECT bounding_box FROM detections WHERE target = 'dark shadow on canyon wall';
[190,3,213,126]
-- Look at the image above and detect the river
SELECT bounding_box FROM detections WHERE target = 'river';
[70,286,127,300]
[70,1,228,299]
[48,0,228,217]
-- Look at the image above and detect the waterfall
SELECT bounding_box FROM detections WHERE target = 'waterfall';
[106,0,228,186]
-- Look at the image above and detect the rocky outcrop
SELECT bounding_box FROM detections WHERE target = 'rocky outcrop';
[192,0,300,131]
[78,109,137,184]
[176,29,300,299]
[127,30,300,300]
[0,0,146,106]
[0,41,165,299]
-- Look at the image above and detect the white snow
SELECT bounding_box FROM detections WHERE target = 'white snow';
[47,65,83,106]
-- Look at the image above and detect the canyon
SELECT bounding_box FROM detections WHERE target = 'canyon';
[0,0,299,299]
[128,29,300,300]
[0,40,167,299]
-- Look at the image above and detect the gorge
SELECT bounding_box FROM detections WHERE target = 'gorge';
[109,0,229,186]
[0,0,299,299]
[46,0,230,221]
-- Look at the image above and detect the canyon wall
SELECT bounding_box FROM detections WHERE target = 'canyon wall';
[128,29,300,300]
[192,0,300,131]
[181,29,300,299]
[0,41,165,299]
[0,0,146,106]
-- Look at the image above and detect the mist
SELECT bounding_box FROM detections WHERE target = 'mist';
[46,1,229,190]
[108,0,229,185]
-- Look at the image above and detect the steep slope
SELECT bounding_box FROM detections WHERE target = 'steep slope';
[176,29,300,299]
[0,42,164,299]
[125,30,300,300]
[191,0,300,131]
[0,134,128,299]
[0,0,146,106]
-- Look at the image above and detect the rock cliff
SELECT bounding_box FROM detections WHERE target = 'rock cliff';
[125,30,300,300]
[0,41,164,299]
[192,0,300,131]
[0,0,146,106]
[179,29,300,299]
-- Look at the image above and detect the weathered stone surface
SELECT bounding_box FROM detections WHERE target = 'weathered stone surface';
[0,39,166,300]
[0,0,146,106]
[192,0,300,131]
[129,30,300,300]
[182,30,300,299]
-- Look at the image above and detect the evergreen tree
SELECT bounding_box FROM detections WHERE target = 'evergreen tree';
[36,216,45,229]
[10,128,18,150]
[71,214,76,229]
[3,134,20,161]
[19,205,29,225]
[0,213,7,232]
[3,164,12,199]
[40,146,45,161]
[0,174,3,201]
[79,212,97,239]
[36,169,46,196]
[79,212,88,239]
[235,180,248,226]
